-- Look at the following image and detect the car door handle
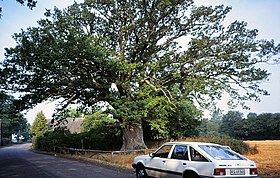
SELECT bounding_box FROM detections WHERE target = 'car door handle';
[183,163,187,165]
[162,160,166,163]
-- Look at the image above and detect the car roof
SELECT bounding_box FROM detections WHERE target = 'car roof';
[163,141,221,147]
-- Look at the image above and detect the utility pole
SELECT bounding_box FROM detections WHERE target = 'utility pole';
[0,119,3,146]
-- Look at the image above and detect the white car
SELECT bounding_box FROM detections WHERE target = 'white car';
[132,142,259,178]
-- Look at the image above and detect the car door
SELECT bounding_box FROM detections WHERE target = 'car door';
[188,146,213,176]
[165,145,189,178]
[146,145,173,177]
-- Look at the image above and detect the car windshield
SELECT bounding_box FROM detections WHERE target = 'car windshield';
[199,145,246,160]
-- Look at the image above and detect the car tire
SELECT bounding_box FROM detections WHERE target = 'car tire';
[183,171,200,178]
[136,165,148,178]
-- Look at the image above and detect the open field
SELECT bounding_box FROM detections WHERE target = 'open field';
[245,140,280,178]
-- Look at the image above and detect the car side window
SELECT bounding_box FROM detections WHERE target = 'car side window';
[171,145,189,160]
[153,145,173,158]
[190,147,208,162]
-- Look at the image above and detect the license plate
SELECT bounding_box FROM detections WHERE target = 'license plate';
[230,169,245,175]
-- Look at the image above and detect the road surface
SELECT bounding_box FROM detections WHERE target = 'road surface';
[0,143,135,178]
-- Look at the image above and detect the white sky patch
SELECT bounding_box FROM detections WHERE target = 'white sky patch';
[23,100,60,123]
[175,36,192,52]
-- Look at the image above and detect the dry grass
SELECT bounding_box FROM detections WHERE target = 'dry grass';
[85,152,149,169]
[245,140,280,178]
[109,153,143,168]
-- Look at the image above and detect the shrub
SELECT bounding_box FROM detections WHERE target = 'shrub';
[146,136,253,155]
[179,136,251,154]
[248,144,259,155]
[33,125,122,151]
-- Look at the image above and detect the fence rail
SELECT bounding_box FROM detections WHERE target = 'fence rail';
[53,146,155,159]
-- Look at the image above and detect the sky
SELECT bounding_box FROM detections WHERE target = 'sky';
[0,0,279,124]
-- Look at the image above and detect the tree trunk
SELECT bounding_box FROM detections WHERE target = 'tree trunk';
[121,125,147,150]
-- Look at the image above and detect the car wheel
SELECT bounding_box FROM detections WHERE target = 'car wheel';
[183,171,200,178]
[136,165,148,178]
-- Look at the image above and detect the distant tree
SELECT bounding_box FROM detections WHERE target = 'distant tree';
[1,1,279,150]
[0,92,28,138]
[198,118,221,137]
[269,113,280,139]
[270,113,280,139]
[211,109,223,123]
[220,111,247,138]
[234,117,249,139]
[30,111,48,137]
[247,112,257,120]
[247,113,280,139]
[196,109,223,137]
[21,123,31,139]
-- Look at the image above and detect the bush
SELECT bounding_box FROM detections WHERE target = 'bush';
[32,125,122,151]
[248,144,259,155]
[146,136,253,155]
[179,136,251,154]
[31,136,39,150]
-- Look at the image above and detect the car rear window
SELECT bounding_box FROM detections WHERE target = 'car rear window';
[199,145,246,160]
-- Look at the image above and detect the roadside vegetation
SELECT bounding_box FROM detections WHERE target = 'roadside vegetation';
[31,109,280,153]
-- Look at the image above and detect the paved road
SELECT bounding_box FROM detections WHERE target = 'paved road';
[0,143,135,178]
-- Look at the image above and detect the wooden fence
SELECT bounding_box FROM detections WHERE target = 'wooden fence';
[53,146,155,159]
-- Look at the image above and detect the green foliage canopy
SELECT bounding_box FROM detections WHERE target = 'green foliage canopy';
[0,1,279,147]
[81,111,115,132]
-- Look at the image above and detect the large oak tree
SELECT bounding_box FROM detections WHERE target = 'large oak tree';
[1,0,279,150]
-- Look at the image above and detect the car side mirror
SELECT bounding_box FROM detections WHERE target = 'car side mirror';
[149,152,155,158]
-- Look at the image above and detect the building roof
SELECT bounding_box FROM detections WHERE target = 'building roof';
[47,118,84,133]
